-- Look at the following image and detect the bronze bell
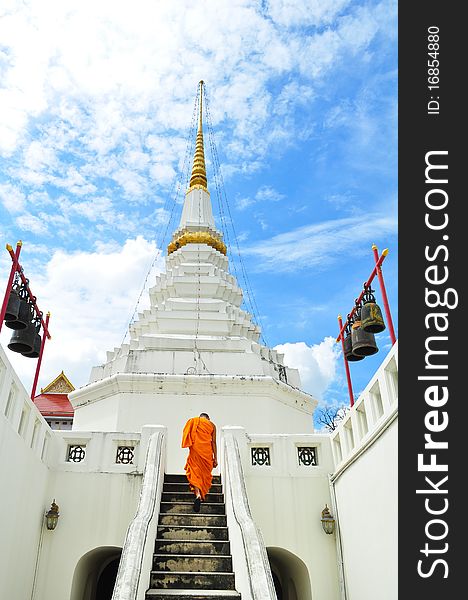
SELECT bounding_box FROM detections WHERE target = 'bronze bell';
[360,288,385,333]
[343,332,364,362]
[4,288,20,323]
[22,331,41,358]
[5,297,31,330]
[351,320,378,357]
[8,307,36,354]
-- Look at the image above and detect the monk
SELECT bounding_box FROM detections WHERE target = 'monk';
[181,413,218,512]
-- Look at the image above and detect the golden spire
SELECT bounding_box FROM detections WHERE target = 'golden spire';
[188,80,208,192]
[167,81,227,256]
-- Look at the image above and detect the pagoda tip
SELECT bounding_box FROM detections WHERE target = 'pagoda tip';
[382,248,389,256]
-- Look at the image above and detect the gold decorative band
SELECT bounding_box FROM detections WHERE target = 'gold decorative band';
[167,231,227,255]
[186,184,209,195]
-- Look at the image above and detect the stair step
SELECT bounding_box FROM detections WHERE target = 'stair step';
[159,514,227,528]
[150,571,235,590]
[146,590,241,599]
[164,474,221,485]
[153,554,233,572]
[160,502,225,515]
[157,525,229,541]
[162,492,225,504]
[163,482,223,494]
[155,539,230,555]
[162,492,224,504]
[151,475,239,598]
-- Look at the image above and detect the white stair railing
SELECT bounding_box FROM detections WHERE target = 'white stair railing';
[112,426,166,600]
[223,429,277,600]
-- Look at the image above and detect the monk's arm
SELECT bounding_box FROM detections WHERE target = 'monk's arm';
[212,424,218,467]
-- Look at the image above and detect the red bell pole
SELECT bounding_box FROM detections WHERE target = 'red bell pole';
[336,244,396,408]
[1,241,52,399]
[5,244,51,339]
[31,312,50,400]
[338,315,354,407]
[0,242,22,333]
[336,248,390,342]
[372,244,396,345]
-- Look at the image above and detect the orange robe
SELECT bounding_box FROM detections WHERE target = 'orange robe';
[182,417,215,500]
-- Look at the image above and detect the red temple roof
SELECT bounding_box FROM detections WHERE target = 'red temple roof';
[33,393,74,417]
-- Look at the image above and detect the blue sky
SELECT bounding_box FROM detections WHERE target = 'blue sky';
[0,0,397,422]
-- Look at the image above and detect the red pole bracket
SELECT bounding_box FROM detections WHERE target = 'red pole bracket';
[338,315,354,407]
[336,244,396,407]
[1,241,52,400]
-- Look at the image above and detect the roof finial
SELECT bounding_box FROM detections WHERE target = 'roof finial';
[188,80,208,192]
[198,80,204,131]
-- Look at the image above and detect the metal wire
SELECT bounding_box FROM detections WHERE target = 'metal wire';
[203,85,268,346]
[118,89,199,348]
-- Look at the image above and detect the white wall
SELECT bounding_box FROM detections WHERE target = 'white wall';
[34,427,154,600]
[0,345,153,600]
[1,337,398,600]
[330,342,398,600]
[35,469,141,600]
[70,373,316,473]
[231,429,341,600]
[0,344,55,600]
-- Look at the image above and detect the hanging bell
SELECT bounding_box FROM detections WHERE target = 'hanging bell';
[22,330,41,358]
[351,320,378,357]
[361,289,386,334]
[343,332,364,362]
[4,295,31,330]
[4,288,21,323]
[8,318,37,354]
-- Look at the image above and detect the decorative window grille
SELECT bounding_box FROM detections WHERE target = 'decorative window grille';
[278,365,288,383]
[67,444,86,463]
[116,446,135,464]
[251,447,271,466]
[297,446,318,466]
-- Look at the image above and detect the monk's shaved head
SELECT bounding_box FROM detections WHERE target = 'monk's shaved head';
[200,412,210,419]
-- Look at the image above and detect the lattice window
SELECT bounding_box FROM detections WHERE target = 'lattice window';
[116,446,135,464]
[297,446,318,466]
[251,447,271,466]
[67,444,86,463]
[278,365,288,383]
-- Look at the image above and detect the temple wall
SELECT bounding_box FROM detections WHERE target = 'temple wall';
[0,338,398,600]
[0,345,147,600]
[70,374,316,473]
[229,428,341,600]
[330,342,398,600]
[0,345,54,600]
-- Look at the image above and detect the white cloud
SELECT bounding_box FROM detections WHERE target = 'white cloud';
[266,0,351,27]
[247,213,397,271]
[236,185,284,210]
[275,337,340,398]
[15,213,48,235]
[236,196,255,211]
[255,186,285,203]
[0,236,164,390]
[0,183,26,213]
[62,196,113,221]
[0,0,391,181]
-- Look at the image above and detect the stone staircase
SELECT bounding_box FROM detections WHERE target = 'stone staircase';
[146,473,241,599]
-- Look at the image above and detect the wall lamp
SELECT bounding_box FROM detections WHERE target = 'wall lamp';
[321,504,335,535]
[45,500,59,530]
